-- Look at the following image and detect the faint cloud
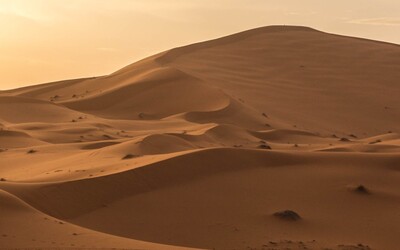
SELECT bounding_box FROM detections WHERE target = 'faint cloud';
[286,11,317,16]
[0,1,55,22]
[348,17,400,26]
[97,47,118,52]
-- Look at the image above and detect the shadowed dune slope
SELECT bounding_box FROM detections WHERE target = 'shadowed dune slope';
[0,190,198,249]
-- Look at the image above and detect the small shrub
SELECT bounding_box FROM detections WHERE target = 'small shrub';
[258,144,271,150]
[354,185,370,194]
[273,210,301,221]
[103,134,112,139]
[369,139,381,145]
[122,154,138,160]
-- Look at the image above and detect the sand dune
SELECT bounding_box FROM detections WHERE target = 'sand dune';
[0,189,196,249]
[1,25,400,250]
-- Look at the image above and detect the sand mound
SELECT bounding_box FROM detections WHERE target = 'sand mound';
[0,129,48,148]
[0,96,84,123]
[62,66,230,120]
[163,26,400,136]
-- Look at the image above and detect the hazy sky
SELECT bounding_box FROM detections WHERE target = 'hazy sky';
[1,0,399,90]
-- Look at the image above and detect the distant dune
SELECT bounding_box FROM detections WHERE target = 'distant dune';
[1,25,399,250]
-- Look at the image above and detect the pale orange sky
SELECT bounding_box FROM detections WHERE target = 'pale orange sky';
[1,0,399,90]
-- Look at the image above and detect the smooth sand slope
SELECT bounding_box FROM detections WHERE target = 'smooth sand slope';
[0,26,400,250]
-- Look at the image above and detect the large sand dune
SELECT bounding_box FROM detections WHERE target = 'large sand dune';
[1,26,400,250]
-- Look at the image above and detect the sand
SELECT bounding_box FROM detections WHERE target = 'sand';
[0,25,399,250]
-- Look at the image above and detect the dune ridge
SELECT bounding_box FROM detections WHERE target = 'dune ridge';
[1,25,400,250]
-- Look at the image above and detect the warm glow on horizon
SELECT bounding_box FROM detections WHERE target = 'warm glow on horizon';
[1,0,400,90]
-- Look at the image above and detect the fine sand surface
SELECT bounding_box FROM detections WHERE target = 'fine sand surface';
[0,26,400,250]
